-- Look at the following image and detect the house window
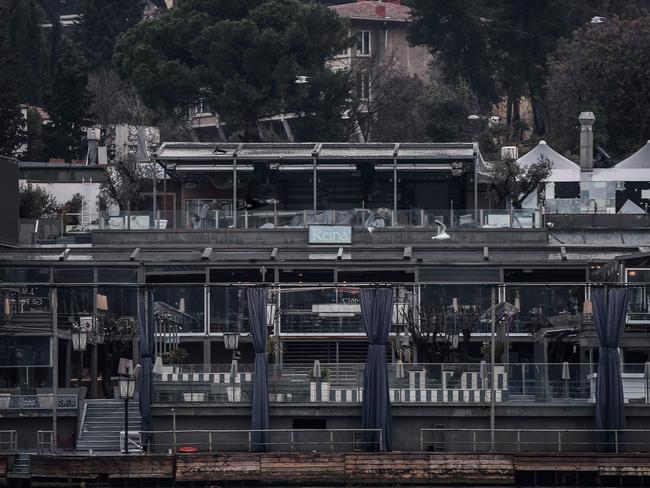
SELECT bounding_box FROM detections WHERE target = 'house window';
[355,31,371,56]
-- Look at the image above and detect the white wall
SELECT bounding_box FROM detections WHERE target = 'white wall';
[19,180,101,219]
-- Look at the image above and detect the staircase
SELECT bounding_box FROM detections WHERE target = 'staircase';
[8,453,31,480]
[77,399,142,453]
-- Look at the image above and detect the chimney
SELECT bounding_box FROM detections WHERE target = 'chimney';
[579,112,595,173]
[376,4,386,17]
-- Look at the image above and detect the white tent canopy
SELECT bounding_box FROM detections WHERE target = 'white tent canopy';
[615,140,650,169]
[516,140,581,182]
[594,140,650,182]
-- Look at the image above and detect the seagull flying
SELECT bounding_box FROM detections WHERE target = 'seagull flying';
[295,75,310,84]
[590,16,605,24]
[432,220,451,240]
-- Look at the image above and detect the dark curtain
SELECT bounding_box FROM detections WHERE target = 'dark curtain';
[138,289,154,450]
[593,287,628,451]
[247,287,269,452]
[360,288,393,451]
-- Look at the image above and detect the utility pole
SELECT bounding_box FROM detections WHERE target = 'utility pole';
[51,287,58,451]
[490,286,496,452]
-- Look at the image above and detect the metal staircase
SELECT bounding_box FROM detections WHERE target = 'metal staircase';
[77,399,142,453]
[7,453,31,480]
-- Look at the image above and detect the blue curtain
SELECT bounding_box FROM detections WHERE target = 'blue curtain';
[360,288,393,451]
[138,289,154,450]
[247,287,269,452]
[593,287,628,451]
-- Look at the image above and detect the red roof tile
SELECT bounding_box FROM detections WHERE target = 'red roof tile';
[331,1,412,22]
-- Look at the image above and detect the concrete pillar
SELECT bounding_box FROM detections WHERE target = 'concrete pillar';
[579,112,595,173]
[90,344,98,399]
[203,339,211,367]
[65,340,72,388]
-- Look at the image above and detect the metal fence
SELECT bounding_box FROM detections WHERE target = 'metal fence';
[0,393,78,410]
[420,428,650,453]
[0,430,17,454]
[137,428,381,454]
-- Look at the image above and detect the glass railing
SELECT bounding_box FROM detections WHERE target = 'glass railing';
[152,362,649,405]
[94,208,547,231]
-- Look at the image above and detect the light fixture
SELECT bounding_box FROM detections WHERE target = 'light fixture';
[374,164,453,171]
[3,297,11,316]
[452,297,459,313]
[223,332,240,351]
[267,303,277,327]
[582,300,593,316]
[176,165,254,172]
[277,164,356,171]
[118,375,136,399]
[118,374,136,455]
[72,328,88,352]
[96,294,108,311]
[153,356,164,375]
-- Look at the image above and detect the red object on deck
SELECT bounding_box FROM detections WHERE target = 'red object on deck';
[178,446,199,453]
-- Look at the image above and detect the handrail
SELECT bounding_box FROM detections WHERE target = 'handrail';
[77,400,89,441]
[0,430,17,454]
[137,428,382,454]
[37,430,54,454]
[420,428,650,453]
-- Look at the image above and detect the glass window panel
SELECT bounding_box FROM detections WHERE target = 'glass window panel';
[0,267,49,283]
[97,268,138,283]
[153,285,204,334]
[210,286,249,334]
[0,336,51,367]
[54,268,93,283]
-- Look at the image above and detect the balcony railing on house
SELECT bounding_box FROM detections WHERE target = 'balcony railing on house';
[152,362,650,406]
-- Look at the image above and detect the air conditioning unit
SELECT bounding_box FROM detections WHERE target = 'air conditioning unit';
[501,146,519,161]
[86,127,101,141]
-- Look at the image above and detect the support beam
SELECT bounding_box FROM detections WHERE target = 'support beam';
[58,248,70,261]
[201,248,213,261]
[130,248,141,261]
[561,246,567,261]
[337,247,344,260]
[483,247,489,261]
[270,247,278,260]
[403,246,412,260]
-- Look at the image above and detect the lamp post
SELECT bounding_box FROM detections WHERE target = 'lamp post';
[119,374,136,454]
[71,326,88,393]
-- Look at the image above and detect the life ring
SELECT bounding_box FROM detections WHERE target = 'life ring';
[178,446,199,454]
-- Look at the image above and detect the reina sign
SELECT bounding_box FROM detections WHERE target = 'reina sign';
[308,225,352,244]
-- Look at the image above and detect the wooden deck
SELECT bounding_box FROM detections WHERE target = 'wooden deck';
[12,452,650,485]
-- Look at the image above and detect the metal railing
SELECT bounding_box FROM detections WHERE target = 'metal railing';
[138,428,381,454]
[0,430,17,454]
[420,428,650,453]
[37,430,54,454]
[120,431,143,453]
[0,393,78,410]
[151,362,650,406]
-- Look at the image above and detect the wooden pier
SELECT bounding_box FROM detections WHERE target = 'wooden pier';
[2,451,650,486]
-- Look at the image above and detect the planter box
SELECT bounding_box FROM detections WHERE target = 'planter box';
[183,393,205,402]
[309,382,330,402]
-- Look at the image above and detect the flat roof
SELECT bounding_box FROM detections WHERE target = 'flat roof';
[154,142,478,163]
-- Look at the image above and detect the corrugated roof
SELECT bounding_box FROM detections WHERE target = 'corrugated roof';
[331,1,411,22]
[155,142,478,163]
